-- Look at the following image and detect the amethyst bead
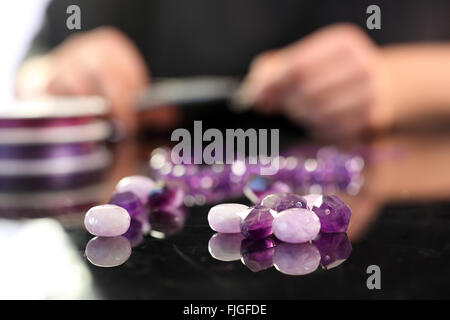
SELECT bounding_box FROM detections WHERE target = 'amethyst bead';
[148,183,185,210]
[313,232,352,270]
[84,204,131,237]
[272,208,321,243]
[241,245,275,272]
[115,175,155,204]
[208,203,249,233]
[208,233,244,261]
[240,205,276,239]
[309,195,351,233]
[261,193,307,212]
[243,176,291,204]
[108,191,142,218]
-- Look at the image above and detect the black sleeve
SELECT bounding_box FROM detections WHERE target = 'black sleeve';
[24,0,124,60]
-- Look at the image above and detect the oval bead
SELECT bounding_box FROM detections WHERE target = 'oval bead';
[208,233,244,262]
[272,208,321,243]
[115,175,155,204]
[84,204,131,237]
[207,203,248,233]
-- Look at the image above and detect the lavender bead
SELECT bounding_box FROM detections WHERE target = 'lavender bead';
[109,191,142,218]
[274,243,321,275]
[84,204,131,237]
[313,232,352,270]
[148,183,185,210]
[241,205,276,239]
[208,203,248,233]
[85,236,131,267]
[208,233,244,261]
[261,193,307,212]
[309,195,351,233]
[115,175,155,204]
[272,208,321,243]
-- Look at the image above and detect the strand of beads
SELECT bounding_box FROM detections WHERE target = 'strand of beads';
[84,175,185,237]
[207,193,351,244]
[150,146,364,206]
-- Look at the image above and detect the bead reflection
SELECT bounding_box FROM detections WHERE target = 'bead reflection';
[240,238,276,272]
[208,233,244,261]
[313,232,352,270]
[208,232,352,276]
[85,236,131,268]
[274,243,321,275]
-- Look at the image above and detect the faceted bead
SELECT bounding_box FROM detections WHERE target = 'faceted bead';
[207,203,248,233]
[84,204,131,237]
[85,236,131,267]
[208,233,244,262]
[303,194,322,210]
[243,176,291,204]
[274,243,321,275]
[309,195,351,233]
[240,205,276,239]
[313,232,352,270]
[148,183,185,210]
[115,175,155,204]
[108,191,142,218]
[261,193,307,212]
[272,208,320,243]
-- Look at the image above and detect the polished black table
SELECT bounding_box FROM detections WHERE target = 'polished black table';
[1,107,450,300]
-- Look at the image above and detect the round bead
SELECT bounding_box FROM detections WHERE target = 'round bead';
[207,203,248,233]
[84,204,131,237]
[108,191,142,218]
[115,175,155,204]
[274,243,321,275]
[85,236,131,267]
[272,208,321,243]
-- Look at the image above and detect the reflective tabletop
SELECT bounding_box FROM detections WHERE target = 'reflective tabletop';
[1,109,450,299]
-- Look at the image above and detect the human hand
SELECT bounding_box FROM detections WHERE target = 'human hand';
[242,23,394,139]
[16,26,179,133]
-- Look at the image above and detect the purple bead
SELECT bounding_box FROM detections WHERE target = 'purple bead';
[109,191,142,218]
[313,232,352,270]
[261,193,307,212]
[148,183,185,210]
[243,176,291,204]
[115,175,155,204]
[309,195,351,233]
[241,205,275,239]
[240,237,277,254]
[149,207,187,237]
[84,204,131,237]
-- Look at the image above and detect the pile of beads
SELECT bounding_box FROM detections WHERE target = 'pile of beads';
[84,175,184,237]
[207,193,351,244]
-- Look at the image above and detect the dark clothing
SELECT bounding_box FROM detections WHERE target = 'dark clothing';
[27,0,450,77]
